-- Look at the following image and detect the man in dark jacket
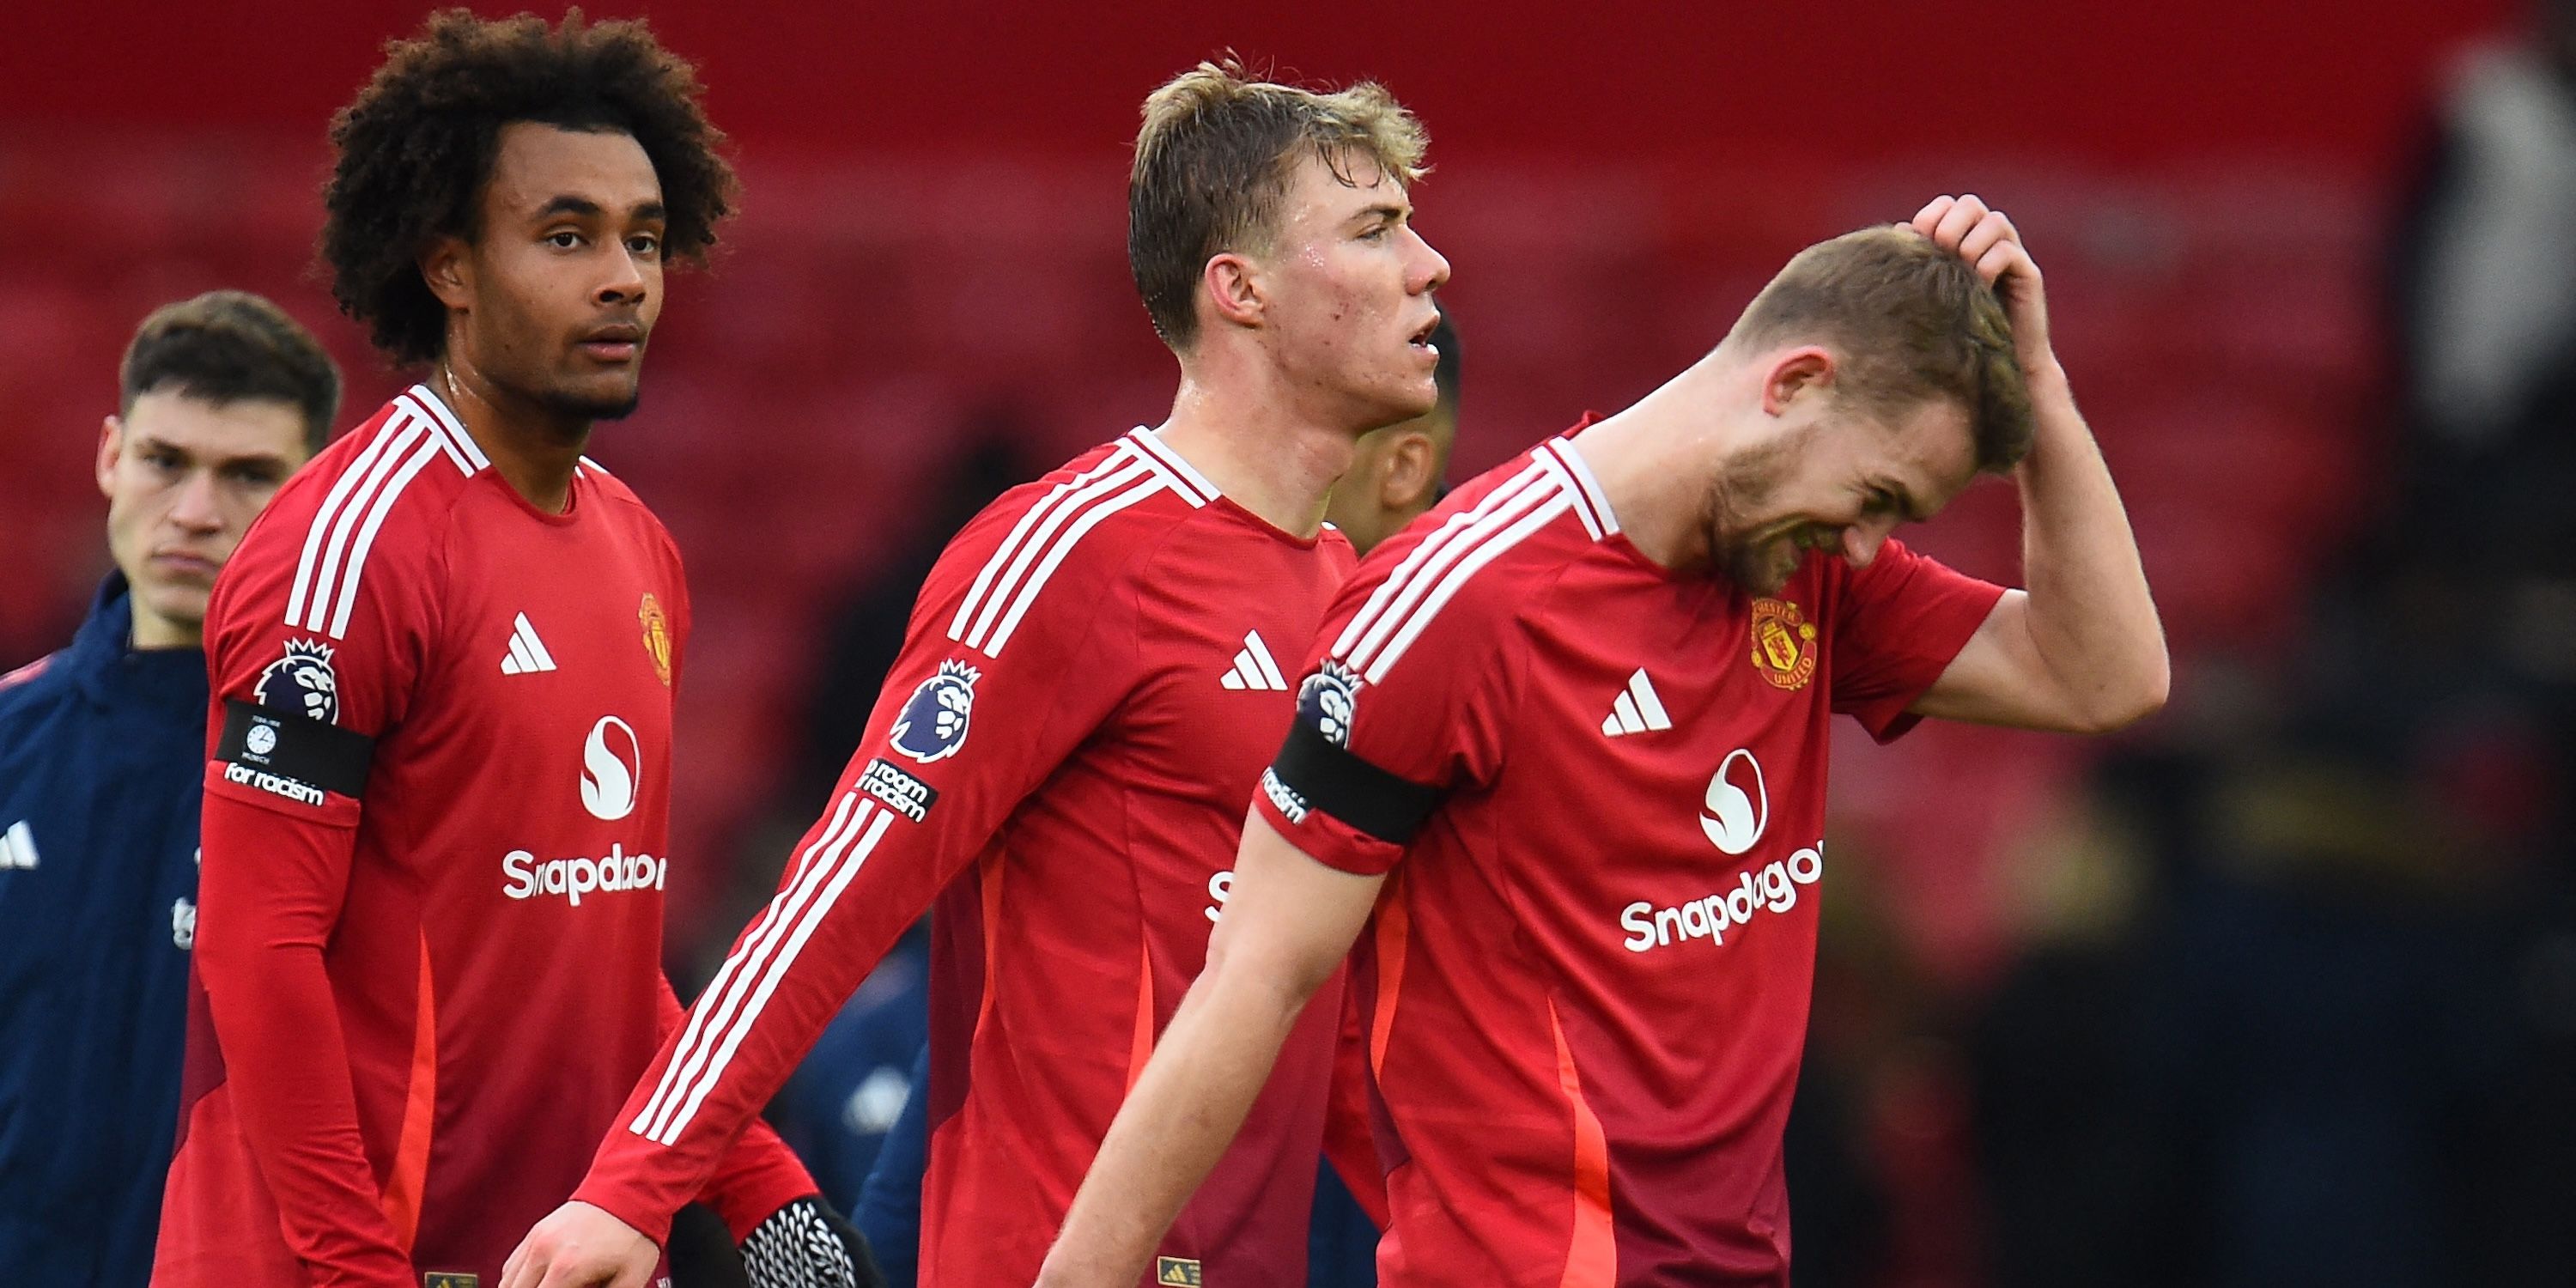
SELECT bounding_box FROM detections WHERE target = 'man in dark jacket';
[0,290,337,1287]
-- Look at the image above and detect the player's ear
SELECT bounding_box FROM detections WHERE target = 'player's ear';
[96,415,124,499]
[419,235,475,312]
[1381,433,1435,507]
[1760,347,1836,417]
[1201,251,1265,332]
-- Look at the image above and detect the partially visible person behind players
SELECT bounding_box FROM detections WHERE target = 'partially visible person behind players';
[152,13,867,1288]
[1325,309,1458,556]
[1306,305,1455,1288]
[1039,196,2167,1287]
[0,291,337,1288]
[505,58,1449,1288]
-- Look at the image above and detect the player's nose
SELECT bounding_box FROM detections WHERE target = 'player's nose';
[1407,228,1451,295]
[167,468,224,532]
[1840,519,1894,568]
[597,249,649,304]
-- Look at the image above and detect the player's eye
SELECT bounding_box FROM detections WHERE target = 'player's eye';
[225,463,284,485]
[545,230,583,249]
[626,233,661,257]
[143,449,184,473]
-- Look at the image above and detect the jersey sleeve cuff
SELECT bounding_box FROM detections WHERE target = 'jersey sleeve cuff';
[1844,580,2008,744]
[700,1121,823,1242]
[570,1178,679,1250]
[1252,788,1404,878]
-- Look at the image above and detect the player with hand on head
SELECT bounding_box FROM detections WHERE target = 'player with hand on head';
[152,13,868,1288]
[1038,195,2167,1287]
[0,291,337,1288]
[504,59,1449,1288]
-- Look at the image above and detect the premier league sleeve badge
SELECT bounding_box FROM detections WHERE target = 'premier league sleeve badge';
[889,659,981,763]
[252,639,342,724]
[1295,660,1360,748]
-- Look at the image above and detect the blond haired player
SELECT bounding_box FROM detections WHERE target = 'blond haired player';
[1042,195,2166,1287]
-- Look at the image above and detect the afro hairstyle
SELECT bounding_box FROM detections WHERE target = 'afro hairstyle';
[320,8,735,367]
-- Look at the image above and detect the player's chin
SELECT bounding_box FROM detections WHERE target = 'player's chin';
[139,579,212,632]
[1378,370,1438,420]
[548,373,645,422]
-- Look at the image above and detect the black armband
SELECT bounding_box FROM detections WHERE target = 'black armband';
[1267,719,1439,845]
[216,700,374,799]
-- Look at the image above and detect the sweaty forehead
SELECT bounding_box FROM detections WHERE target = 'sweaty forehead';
[483,122,663,219]
[1280,149,1401,222]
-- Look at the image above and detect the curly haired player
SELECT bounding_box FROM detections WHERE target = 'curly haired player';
[152,12,872,1288]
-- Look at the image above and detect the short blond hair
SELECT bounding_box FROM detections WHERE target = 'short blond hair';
[1129,58,1429,350]
[1733,226,2033,473]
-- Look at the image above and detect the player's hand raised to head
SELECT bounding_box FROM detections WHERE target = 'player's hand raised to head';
[500,1201,659,1288]
[1911,193,2053,370]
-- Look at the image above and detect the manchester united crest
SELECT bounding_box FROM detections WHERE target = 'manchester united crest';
[640,593,672,687]
[1748,597,1817,691]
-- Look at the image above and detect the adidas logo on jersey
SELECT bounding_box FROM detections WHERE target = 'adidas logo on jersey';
[1220,631,1289,691]
[1601,668,1672,736]
[500,612,557,675]
[0,820,37,870]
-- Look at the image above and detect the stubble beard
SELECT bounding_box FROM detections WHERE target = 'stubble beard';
[459,331,643,434]
[1701,434,1803,595]
[537,371,642,422]
[481,361,642,428]
[544,390,641,422]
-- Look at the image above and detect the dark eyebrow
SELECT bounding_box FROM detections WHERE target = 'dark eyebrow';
[540,197,667,226]
[537,195,604,220]
[217,448,298,474]
[1353,204,1407,226]
[130,434,294,474]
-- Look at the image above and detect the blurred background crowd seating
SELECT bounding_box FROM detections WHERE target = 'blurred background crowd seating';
[6,2,2570,1282]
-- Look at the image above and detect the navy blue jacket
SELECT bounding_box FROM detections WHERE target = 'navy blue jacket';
[0,578,207,1287]
[852,1042,929,1286]
[769,930,928,1223]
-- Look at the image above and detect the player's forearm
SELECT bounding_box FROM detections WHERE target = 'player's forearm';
[197,939,414,1286]
[2013,361,2169,731]
[194,803,415,1286]
[1037,959,1316,1288]
[576,1017,819,1248]
[580,781,938,1243]
[700,1116,824,1241]
[650,975,826,1240]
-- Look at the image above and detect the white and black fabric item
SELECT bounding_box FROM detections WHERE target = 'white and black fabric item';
[739,1195,884,1288]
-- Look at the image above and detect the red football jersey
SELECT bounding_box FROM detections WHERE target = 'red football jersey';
[574,428,1359,1287]
[1255,431,2005,1287]
[155,386,811,1288]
